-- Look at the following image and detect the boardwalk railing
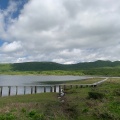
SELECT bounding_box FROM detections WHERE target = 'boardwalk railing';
[0,78,108,97]
[0,85,62,97]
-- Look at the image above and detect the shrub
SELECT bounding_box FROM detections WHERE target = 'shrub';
[82,108,89,113]
[65,89,77,94]
[28,110,37,117]
[93,109,118,120]
[0,113,16,120]
[113,88,120,96]
[88,91,105,99]
[28,110,45,120]
[64,103,78,118]
[33,113,45,120]
[21,108,26,113]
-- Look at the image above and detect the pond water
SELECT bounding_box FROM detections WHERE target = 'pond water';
[0,75,90,96]
[0,75,90,86]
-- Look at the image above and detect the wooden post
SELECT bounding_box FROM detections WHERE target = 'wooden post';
[70,85,72,89]
[54,86,56,92]
[24,86,26,95]
[76,85,78,88]
[35,86,37,94]
[59,85,61,94]
[87,85,89,87]
[31,86,33,94]
[63,85,66,90]
[80,85,83,88]
[44,86,46,93]
[50,86,52,92]
[0,87,2,97]
[8,86,11,96]
[16,86,18,95]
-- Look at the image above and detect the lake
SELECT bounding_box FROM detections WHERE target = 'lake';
[0,75,90,96]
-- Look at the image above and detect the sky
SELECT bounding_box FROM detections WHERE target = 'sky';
[0,0,120,64]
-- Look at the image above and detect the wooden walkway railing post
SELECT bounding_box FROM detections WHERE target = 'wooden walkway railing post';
[0,87,2,97]
[63,85,66,90]
[16,86,18,95]
[54,86,56,92]
[44,86,46,92]
[8,86,11,96]
[31,86,33,94]
[50,86,52,92]
[35,86,37,94]
[59,85,61,94]
[24,86,26,95]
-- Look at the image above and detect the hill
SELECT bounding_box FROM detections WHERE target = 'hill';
[0,60,120,76]
[11,60,120,71]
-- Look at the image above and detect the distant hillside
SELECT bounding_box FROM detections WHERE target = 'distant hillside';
[11,60,120,71]
[11,62,66,71]
[1,60,120,76]
[69,60,120,70]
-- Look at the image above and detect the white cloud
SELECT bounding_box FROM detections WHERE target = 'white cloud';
[1,41,22,52]
[0,0,120,63]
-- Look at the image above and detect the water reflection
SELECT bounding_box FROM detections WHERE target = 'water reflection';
[0,75,90,96]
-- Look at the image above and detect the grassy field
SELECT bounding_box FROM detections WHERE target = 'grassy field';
[63,77,104,84]
[0,78,120,120]
[63,78,120,120]
[41,77,104,85]
[0,93,61,120]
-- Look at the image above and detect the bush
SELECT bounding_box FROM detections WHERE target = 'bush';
[33,113,45,120]
[21,108,26,113]
[113,89,120,96]
[64,103,78,118]
[65,89,77,94]
[0,113,16,120]
[88,92,105,99]
[28,110,45,120]
[28,110,37,117]
[93,109,118,120]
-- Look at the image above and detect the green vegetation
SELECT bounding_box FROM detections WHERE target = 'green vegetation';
[1,60,120,76]
[0,93,60,120]
[82,67,120,76]
[41,77,103,85]
[63,78,103,84]
[62,78,120,119]
[0,78,120,120]
[88,91,105,99]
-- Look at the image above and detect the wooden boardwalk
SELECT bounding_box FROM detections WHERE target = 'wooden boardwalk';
[0,78,108,97]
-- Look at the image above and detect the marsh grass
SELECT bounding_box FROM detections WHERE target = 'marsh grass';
[40,77,103,85]
[63,77,104,84]
[0,78,120,120]
[63,78,120,119]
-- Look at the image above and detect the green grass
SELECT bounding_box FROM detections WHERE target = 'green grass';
[0,70,84,76]
[63,77,104,84]
[41,78,104,85]
[0,93,64,120]
[0,78,120,120]
[63,78,120,120]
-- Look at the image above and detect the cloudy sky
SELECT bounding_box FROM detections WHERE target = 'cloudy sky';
[0,0,120,64]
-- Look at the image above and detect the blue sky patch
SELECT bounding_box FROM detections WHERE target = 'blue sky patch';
[0,0,28,19]
[0,0,9,10]
[11,0,28,19]
[0,40,5,46]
